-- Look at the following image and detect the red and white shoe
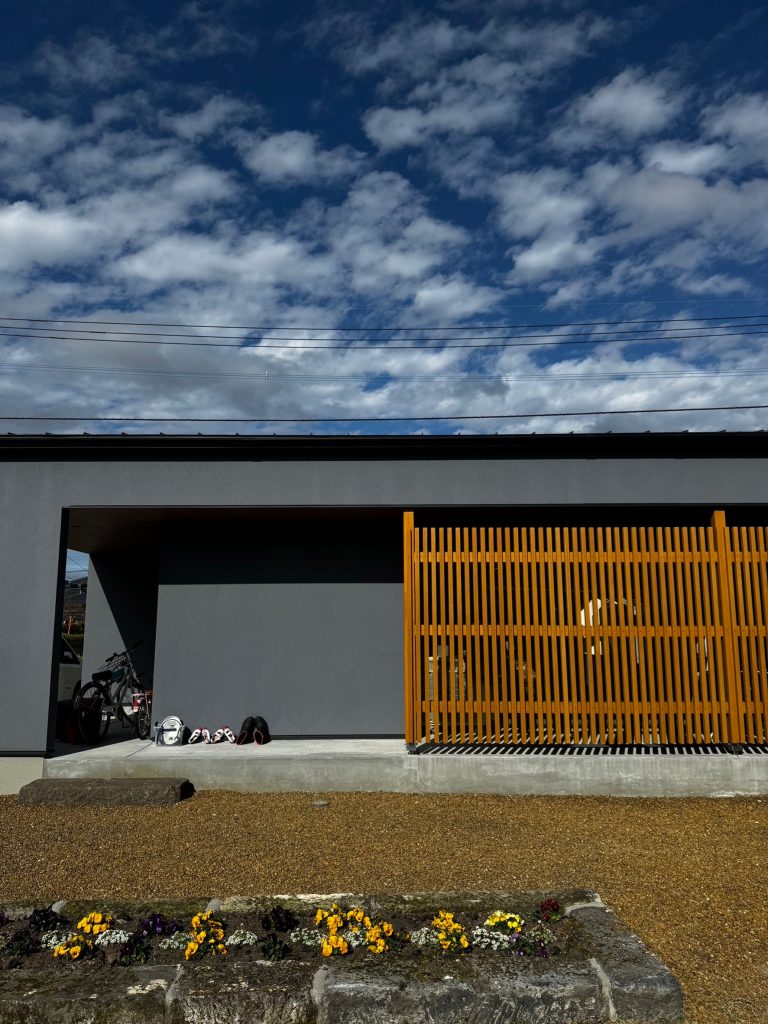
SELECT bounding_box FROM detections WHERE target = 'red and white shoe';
[211,727,236,744]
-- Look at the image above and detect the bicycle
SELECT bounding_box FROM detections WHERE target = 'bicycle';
[131,689,153,741]
[72,643,151,744]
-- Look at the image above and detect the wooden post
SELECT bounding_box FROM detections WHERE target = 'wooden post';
[711,510,745,743]
[403,511,416,751]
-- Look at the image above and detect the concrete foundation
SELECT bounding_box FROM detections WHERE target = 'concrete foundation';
[40,740,768,797]
[0,757,44,795]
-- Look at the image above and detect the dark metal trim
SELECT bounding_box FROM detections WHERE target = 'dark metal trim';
[1,431,767,462]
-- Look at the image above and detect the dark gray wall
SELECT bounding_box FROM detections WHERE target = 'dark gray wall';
[3,450,768,752]
[152,525,403,734]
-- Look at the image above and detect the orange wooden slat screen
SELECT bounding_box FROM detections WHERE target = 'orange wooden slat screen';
[404,512,768,747]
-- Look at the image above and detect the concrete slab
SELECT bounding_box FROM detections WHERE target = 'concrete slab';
[40,739,768,796]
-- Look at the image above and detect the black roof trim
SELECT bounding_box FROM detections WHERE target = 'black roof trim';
[0,431,767,461]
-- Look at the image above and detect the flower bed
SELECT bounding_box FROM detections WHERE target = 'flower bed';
[0,895,580,972]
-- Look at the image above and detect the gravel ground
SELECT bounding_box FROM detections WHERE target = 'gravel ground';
[0,791,765,1023]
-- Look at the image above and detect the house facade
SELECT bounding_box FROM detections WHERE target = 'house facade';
[1,432,768,768]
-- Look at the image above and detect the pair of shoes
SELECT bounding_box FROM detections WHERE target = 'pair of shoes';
[211,727,237,744]
[236,716,271,745]
[236,717,256,745]
[188,727,237,744]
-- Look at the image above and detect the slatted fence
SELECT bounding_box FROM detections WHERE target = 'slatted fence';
[403,511,768,746]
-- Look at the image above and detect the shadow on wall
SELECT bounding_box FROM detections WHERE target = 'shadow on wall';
[81,555,159,687]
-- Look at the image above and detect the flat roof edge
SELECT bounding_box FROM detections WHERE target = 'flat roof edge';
[0,432,767,460]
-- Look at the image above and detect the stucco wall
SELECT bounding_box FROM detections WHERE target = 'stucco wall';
[152,526,403,734]
[2,447,768,752]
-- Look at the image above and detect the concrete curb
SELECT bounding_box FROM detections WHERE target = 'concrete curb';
[41,740,768,797]
[0,893,683,1023]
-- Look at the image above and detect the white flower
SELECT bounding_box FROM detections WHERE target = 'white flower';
[159,933,189,951]
[409,927,439,948]
[289,927,322,948]
[40,929,73,950]
[228,928,259,947]
[94,929,132,947]
[341,928,366,948]
[471,927,514,951]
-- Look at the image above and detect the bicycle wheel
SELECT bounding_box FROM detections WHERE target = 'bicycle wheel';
[134,697,152,740]
[114,679,140,727]
[73,682,110,745]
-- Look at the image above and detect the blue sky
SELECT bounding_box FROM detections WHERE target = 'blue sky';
[2,0,768,446]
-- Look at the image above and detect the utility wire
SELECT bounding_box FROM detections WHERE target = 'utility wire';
[0,359,764,383]
[1,326,768,352]
[1,312,767,332]
[2,403,768,423]
[4,320,768,341]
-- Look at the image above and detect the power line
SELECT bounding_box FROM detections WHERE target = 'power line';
[2,326,768,352]
[1,312,767,332]
[0,359,765,384]
[2,403,768,423]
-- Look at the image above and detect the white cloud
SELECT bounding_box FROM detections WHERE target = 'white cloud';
[643,141,728,176]
[553,69,684,148]
[411,276,500,318]
[240,131,365,185]
[114,232,330,288]
[337,15,473,76]
[166,96,254,140]
[359,14,614,150]
[0,202,100,270]
[493,169,591,239]
[702,92,768,169]
[511,233,598,282]
[34,34,136,89]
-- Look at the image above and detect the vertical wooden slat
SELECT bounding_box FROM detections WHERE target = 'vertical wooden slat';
[712,511,744,744]
[479,532,489,741]
[496,528,510,744]
[486,528,501,743]
[672,526,693,742]
[632,526,651,744]
[421,532,434,741]
[604,527,622,743]
[705,522,729,743]
[544,527,557,743]
[426,528,435,741]
[686,527,706,743]
[754,529,768,742]
[468,527,481,742]
[731,527,753,742]
[695,526,715,743]
[584,526,598,743]
[536,532,548,741]
[614,527,636,743]
[570,528,587,743]
[592,527,610,743]
[445,527,457,743]
[641,526,660,744]
[438,528,450,745]
[645,528,665,743]
[454,528,468,744]
[520,527,535,743]
[558,527,574,744]
[512,527,526,742]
